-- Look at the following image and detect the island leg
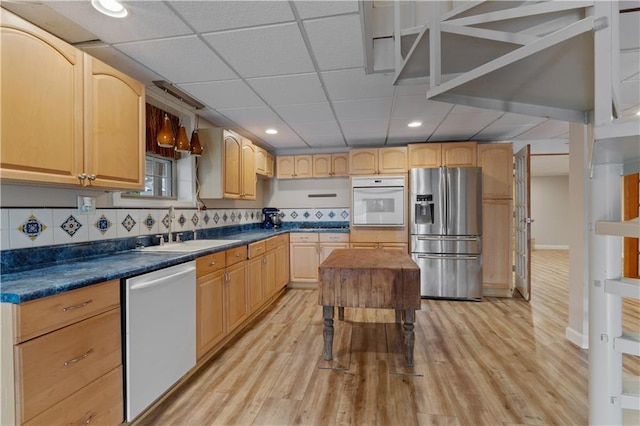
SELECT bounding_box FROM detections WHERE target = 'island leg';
[322,306,334,361]
[403,309,415,367]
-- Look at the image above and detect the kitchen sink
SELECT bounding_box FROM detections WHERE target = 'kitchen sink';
[137,239,241,253]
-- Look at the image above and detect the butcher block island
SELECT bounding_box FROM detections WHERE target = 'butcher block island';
[318,249,421,366]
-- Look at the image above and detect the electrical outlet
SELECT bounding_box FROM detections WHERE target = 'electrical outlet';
[77,196,96,214]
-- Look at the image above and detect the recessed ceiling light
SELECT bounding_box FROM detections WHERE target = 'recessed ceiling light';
[636,110,640,116]
[91,0,128,18]
[265,128,278,135]
[407,121,422,128]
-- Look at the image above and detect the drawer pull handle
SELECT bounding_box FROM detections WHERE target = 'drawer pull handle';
[64,348,93,366]
[62,299,93,312]
[235,253,240,257]
[209,261,216,266]
[82,411,97,424]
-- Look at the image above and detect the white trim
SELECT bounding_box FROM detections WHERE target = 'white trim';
[566,326,589,349]
[535,244,569,250]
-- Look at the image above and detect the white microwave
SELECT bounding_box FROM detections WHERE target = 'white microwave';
[352,176,405,227]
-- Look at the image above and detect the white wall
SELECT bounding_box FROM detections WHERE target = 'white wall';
[265,177,350,209]
[530,175,570,248]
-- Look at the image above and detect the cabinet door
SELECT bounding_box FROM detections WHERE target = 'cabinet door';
[408,143,441,168]
[223,132,242,198]
[275,244,290,289]
[263,251,277,299]
[225,262,248,333]
[84,55,144,190]
[241,138,256,199]
[276,156,295,179]
[378,147,408,174]
[349,149,378,175]
[196,270,225,359]
[266,153,274,177]
[477,143,513,199]
[482,199,513,297]
[247,256,264,314]
[319,243,349,264]
[331,153,349,177]
[312,154,331,177]
[442,142,477,167]
[294,155,313,178]
[290,243,319,282]
[0,10,84,186]
[255,146,267,176]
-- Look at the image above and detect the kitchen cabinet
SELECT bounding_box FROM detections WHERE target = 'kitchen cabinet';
[0,10,144,190]
[196,251,226,359]
[349,147,407,175]
[256,147,275,178]
[224,246,248,333]
[198,128,257,200]
[477,143,513,199]
[276,155,313,179]
[408,142,477,168]
[266,152,275,178]
[1,280,122,425]
[289,233,349,282]
[312,153,349,177]
[482,199,514,297]
[273,234,290,290]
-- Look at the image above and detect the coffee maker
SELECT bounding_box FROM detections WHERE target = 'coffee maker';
[262,207,282,229]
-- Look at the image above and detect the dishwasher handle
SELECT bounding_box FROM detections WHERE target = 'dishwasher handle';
[129,266,195,291]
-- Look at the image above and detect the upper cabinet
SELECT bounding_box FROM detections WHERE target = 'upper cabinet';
[408,142,477,168]
[276,155,312,179]
[312,153,349,177]
[0,10,144,190]
[255,146,274,178]
[349,147,407,175]
[198,128,256,200]
[477,143,513,199]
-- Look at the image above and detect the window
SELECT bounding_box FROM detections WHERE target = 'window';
[124,155,175,199]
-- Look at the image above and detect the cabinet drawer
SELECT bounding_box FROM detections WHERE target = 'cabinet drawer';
[290,233,319,243]
[15,280,119,343]
[265,236,279,252]
[196,251,226,277]
[24,366,123,426]
[226,245,247,266]
[319,233,349,243]
[248,241,266,258]
[15,308,122,423]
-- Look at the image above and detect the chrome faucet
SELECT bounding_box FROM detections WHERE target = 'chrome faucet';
[167,206,175,242]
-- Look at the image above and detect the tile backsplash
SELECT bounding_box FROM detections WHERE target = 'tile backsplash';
[0,207,350,250]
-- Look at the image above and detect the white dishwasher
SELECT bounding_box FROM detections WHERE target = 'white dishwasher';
[124,260,196,422]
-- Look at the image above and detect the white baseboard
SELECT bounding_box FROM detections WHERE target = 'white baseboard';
[535,244,569,250]
[565,326,589,349]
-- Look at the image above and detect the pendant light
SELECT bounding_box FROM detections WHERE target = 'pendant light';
[190,115,203,157]
[157,113,175,148]
[175,124,191,152]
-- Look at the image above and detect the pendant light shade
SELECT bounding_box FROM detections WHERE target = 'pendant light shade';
[190,130,203,156]
[157,114,175,148]
[175,125,191,152]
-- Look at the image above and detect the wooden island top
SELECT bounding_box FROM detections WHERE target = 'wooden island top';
[318,248,421,366]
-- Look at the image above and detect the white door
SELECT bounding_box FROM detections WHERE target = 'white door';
[514,145,532,301]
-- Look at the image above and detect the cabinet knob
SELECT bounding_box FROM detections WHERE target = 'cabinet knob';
[87,174,96,181]
[209,261,216,266]
[77,173,87,181]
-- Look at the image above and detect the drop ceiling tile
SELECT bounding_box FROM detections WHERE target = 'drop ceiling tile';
[395,84,429,96]
[392,95,454,119]
[243,125,308,149]
[387,119,437,144]
[81,45,162,84]
[340,120,388,145]
[246,74,326,106]
[291,121,345,147]
[429,111,503,141]
[203,23,314,78]
[178,80,264,109]
[322,69,395,101]
[216,107,281,127]
[47,1,191,44]
[304,15,364,70]
[333,98,393,121]
[487,112,547,127]
[515,120,570,140]
[294,0,359,19]
[273,102,336,124]
[169,1,294,32]
[474,125,540,141]
[116,36,237,83]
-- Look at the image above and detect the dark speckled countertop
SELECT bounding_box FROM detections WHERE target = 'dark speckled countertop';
[0,225,349,304]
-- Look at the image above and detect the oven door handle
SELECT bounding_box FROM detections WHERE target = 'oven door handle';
[416,254,479,261]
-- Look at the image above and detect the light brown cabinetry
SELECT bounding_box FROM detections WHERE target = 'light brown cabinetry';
[198,128,257,200]
[312,153,349,177]
[276,155,313,179]
[289,233,349,282]
[408,142,477,168]
[1,280,123,425]
[349,242,408,251]
[196,251,226,359]
[273,234,290,290]
[477,142,514,297]
[248,235,289,306]
[0,10,144,190]
[349,147,407,175]
[266,152,275,178]
[255,148,274,178]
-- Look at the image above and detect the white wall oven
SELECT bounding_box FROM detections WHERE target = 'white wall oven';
[352,176,405,227]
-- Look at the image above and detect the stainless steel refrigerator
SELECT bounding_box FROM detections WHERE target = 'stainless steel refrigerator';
[409,167,483,300]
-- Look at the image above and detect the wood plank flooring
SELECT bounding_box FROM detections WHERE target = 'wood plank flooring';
[137,250,639,425]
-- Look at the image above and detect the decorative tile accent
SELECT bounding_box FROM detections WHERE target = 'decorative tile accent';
[143,214,156,231]
[341,210,349,219]
[203,212,210,225]
[121,214,136,232]
[95,214,113,235]
[161,214,170,230]
[328,211,336,219]
[222,213,228,222]
[178,213,187,227]
[230,212,236,222]
[60,215,82,237]
[303,211,310,219]
[213,212,220,224]
[18,215,47,241]
[315,211,323,219]
[291,211,298,219]
[191,213,199,227]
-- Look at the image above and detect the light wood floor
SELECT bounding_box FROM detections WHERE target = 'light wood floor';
[138,250,639,426]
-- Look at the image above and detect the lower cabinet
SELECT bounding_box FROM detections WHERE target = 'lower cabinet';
[290,233,349,282]
[225,259,248,333]
[1,280,122,425]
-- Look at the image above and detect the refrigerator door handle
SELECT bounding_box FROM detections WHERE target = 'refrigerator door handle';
[416,235,479,241]
[416,254,480,261]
